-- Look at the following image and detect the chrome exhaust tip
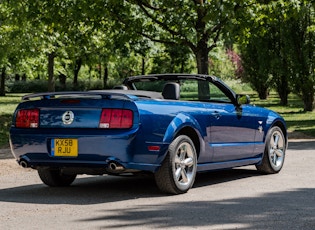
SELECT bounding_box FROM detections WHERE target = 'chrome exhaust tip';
[19,159,29,168]
[107,161,125,173]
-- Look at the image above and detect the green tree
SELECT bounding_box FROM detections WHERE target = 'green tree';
[10,1,66,92]
[240,38,272,99]
[0,1,34,95]
[150,43,194,74]
[107,0,240,75]
[236,0,314,110]
[0,2,12,96]
[11,0,104,91]
[284,2,315,111]
[104,0,242,99]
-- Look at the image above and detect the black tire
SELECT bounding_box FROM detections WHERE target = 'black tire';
[155,135,197,194]
[256,126,286,174]
[38,168,77,187]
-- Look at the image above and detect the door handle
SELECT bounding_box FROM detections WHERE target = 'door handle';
[211,111,221,120]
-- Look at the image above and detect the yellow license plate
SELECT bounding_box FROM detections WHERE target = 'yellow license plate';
[51,139,78,157]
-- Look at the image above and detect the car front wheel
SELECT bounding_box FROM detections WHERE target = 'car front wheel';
[256,126,286,174]
[38,167,77,187]
[155,135,197,194]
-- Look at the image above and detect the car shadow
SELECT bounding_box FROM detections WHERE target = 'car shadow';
[0,168,260,205]
[194,167,261,189]
[0,174,160,205]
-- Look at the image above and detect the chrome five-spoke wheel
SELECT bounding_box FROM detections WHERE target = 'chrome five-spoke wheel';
[155,135,197,194]
[173,141,196,189]
[269,129,285,169]
[256,126,286,174]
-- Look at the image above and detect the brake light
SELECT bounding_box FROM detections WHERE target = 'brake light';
[99,109,133,129]
[16,109,39,128]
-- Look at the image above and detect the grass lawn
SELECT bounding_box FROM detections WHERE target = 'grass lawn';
[0,92,314,149]
[0,94,23,148]
[251,93,315,138]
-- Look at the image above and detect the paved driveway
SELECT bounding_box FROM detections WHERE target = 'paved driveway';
[0,139,314,229]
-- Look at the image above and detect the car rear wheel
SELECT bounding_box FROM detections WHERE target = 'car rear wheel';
[155,135,197,194]
[256,126,286,174]
[38,168,77,187]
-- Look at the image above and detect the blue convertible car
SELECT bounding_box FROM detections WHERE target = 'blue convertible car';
[10,74,287,194]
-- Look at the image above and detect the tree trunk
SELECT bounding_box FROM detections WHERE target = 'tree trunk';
[73,58,82,89]
[103,65,108,89]
[302,89,315,111]
[258,89,268,100]
[276,75,290,106]
[15,74,20,81]
[195,45,209,75]
[194,2,210,75]
[98,62,102,79]
[0,67,6,96]
[180,59,185,73]
[141,58,145,75]
[48,52,55,92]
[59,73,67,90]
[279,92,288,106]
[194,41,210,100]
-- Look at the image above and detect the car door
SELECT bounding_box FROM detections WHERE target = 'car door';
[202,82,257,162]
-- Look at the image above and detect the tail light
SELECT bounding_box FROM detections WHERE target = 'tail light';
[16,109,39,128]
[99,109,133,129]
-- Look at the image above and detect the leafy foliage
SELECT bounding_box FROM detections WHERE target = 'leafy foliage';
[0,0,314,111]
[236,0,315,110]
[107,0,241,74]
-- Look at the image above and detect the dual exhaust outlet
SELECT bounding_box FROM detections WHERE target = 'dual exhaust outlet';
[18,159,125,173]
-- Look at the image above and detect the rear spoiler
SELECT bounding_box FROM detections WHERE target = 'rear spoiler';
[22,90,162,100]
[22,91,131,100]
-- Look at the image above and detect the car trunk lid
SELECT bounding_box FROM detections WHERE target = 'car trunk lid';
[13,92,138,129]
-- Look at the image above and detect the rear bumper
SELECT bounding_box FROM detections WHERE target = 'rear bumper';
[10,128,166,173]
[16,153,161,174]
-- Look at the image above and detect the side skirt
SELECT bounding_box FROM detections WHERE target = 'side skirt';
[197,156,262,172]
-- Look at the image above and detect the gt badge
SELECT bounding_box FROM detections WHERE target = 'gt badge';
[62,111,74,125]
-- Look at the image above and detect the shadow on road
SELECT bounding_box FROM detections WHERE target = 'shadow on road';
[288,140,315,150]
[78,188,315,229]
[0,169,315,229]
[0,174,160,205]
[1,139,314,229]
[0,167,314,228]
[0,168,260,205]
[1,134,315,230]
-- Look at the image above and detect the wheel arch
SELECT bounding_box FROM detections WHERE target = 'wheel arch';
[162,113,203,159]
[256,121,287,174]
[174,126,201,158]
[270,120,288,146]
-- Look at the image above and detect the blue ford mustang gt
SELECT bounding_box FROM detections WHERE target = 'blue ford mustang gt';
[9,74,287,194]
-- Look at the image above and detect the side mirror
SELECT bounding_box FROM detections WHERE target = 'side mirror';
[237,94,250,105]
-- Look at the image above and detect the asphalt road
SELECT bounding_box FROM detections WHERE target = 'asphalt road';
[0,139,315,230]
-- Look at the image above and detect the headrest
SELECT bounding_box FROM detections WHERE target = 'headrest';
[162,82,180,100]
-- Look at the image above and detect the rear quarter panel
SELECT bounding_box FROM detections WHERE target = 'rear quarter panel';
[133,100,210,164]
